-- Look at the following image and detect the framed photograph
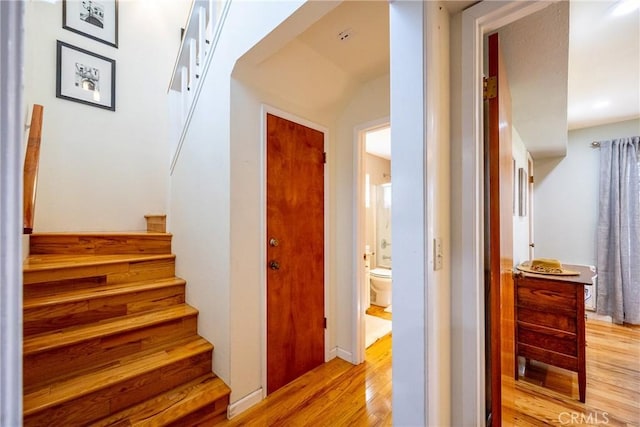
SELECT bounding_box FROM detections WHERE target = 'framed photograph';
[518,167,527,217]
[63,0,118,48]
[512,158,517,215]
[56,41,116,111]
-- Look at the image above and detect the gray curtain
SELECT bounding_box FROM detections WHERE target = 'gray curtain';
[596,136,640,324]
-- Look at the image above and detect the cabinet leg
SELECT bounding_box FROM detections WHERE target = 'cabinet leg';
[578,370,586,403]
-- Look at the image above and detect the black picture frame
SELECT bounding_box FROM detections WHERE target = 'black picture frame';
[63,0,118,48]
[56,41,116,111]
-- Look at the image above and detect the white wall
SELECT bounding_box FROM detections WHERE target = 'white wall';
[168,0,353,408]
[23,0,189,231]
[534,118,640,266]
[391,2,451,425]
[334,74,390,357]
[228,79,336,404]
[225,72,391,406]
[512,127,530,265]
[426,4,451,424]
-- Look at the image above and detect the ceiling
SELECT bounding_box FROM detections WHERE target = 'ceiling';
[237,1,640,159]
[500,0,640,158]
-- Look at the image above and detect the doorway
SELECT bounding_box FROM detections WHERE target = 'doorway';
[361,125,393,354]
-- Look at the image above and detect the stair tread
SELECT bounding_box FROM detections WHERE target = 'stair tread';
[24,253,176,272]
[24,337,213,416]
[24,304,198,355]
[24,276,186,309]
[91,374,230,427]
[31,232,172,236]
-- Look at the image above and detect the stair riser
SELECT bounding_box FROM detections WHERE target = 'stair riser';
[23,350,212,427]
[24,276,106,300]
[24,284,186,336]
[30,234,172,255]
[24,257,175,285]
[24,316,198,390]
[165,398,229,427]
[91,374,230,426]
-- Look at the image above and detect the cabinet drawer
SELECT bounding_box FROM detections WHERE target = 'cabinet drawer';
[516,277,576,314]
[517,322,577,356]
[517,307,576,333]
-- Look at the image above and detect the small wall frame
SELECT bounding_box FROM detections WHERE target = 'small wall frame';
[63,0,118,48]
[56,41,116,111]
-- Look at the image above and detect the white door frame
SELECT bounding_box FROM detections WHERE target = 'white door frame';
[454,1,552,424]
[259,104,331,397]
[527,152,535,260]
[352,117,390,364]
[0,2,25,426]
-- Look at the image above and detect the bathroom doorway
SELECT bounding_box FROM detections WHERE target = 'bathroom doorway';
[358,123,392,359]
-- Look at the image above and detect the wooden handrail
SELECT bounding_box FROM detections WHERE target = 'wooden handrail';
[23,104,43,234]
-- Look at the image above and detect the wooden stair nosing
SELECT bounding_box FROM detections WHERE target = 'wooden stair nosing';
[23,277,187,309]
[23,254,176,285]
[90,374,230,427]
[24,304,199,356]
[24,253,176,272]
[30,232,173,256]
[23,337,214,417]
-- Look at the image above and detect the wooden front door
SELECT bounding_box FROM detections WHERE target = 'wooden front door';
[266,113,325,394]
[485,32,516,426]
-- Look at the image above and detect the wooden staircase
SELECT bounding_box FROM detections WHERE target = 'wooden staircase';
[23,232,230,426]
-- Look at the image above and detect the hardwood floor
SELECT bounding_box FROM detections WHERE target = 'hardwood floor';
[221,334,392,426]
[221,317,637,427]
[506,319,640,426]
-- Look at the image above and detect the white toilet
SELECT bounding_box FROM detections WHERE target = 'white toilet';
[370,267,392,307]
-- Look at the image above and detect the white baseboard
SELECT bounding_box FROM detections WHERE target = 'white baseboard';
[227,388,263,419]
[586,312,612,323]
[336,347,353,363]
[327,346,337,361]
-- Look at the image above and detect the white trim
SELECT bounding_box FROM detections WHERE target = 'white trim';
[527,152,535,260]
[328,346,337,361]
[455,1,552,424]
[260,105,330,397]
[335,347,353,363]
[0,1,24,425]
[389,2,428,424]
[227,388,263,419]
[352,117,389,365]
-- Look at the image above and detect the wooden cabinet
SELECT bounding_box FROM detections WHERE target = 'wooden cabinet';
[514,264,595,402]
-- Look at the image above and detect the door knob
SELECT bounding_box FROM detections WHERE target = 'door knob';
[269,238,279,247]
[269,260,280,270]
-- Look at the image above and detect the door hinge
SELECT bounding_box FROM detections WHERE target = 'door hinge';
[323,152,327,164]
[323,317,327,329]
[529,175,534,184]
[483,76,497,100]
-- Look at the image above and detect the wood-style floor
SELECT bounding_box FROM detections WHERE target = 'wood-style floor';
[221,317,638,426]
[506,319,640,426]
[220,333,392,426]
